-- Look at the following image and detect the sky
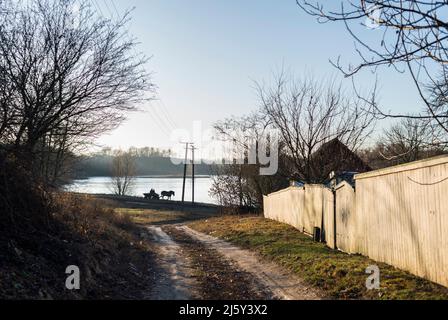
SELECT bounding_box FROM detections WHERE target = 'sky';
[93,0,423,153]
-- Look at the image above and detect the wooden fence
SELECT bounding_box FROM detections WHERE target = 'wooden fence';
[335,181,357,254]
[263,185,333,240]
[263,155,448,287]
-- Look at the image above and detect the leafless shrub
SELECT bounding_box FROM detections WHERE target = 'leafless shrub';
[54,193,133,237]
[210,112,290,209]
[110,150,136,196]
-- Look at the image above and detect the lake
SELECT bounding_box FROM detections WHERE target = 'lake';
[65,176,216,204]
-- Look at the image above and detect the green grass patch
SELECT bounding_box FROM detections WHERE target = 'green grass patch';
[116,208,213,226]
[190,216,448,300]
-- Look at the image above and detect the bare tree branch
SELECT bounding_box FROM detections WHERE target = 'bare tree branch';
[297,0,448,133]
[257,71,376,183]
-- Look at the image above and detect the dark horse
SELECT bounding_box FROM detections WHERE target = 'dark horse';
[161,191,175,200]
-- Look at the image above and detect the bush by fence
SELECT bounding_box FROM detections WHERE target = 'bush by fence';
[263,155,448,287]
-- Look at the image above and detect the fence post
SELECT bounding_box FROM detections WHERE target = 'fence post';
[333,188,337,250]
[320,195,325,243]
[329,172,337,250]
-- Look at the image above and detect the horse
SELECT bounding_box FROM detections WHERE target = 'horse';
[161,191,175,200]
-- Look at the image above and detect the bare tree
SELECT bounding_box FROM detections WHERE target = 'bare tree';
[379,118,447,164]
[257,72,375,183]
[296,1,448,132]
[110,150,136,196]
[211,112,290,209]
[0,0,153,174]
[211,113,266,209]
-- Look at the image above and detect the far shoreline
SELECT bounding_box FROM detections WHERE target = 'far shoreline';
[73,175,212,180]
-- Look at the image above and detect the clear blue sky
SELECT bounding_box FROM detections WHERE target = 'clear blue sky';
[94,0,421,151]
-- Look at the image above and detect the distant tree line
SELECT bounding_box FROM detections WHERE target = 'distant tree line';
[75,147,213,178]
[98,147,173,158]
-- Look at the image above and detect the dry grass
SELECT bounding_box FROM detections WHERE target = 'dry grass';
[1,193,155,300]
[117,207,214,226]
[190,215,448,300]
[0,153,156,299]
[54,194,134,237]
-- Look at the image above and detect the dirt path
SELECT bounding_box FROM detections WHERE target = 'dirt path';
[163,226,274,300]
[104,196,323,300]
[146,226,199,300]
[179,225,325,300]
[146,223,324,300]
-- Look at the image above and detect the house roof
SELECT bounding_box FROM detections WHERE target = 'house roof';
[311,138,371,175]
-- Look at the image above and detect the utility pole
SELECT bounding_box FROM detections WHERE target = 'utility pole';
[233,138,243,208]
[181,142,190,203]
[191,145,197,204]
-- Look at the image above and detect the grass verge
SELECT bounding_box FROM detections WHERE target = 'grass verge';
[189,215,448,300]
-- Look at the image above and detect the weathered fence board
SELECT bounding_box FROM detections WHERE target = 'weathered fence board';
[321,187,335,249]
[264,185,333,238]
[355,156,448,287]
[335,182,357,254]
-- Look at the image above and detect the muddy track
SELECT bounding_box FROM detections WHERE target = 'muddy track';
[146,224,324,300]
[163,226,274,300]
[180,226,325,300]
[146,226,200,300]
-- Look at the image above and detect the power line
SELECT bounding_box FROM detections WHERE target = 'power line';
[159,99,179,129]
[147,107,172,137]
[107,0,179,132]
[102,0,114,19]
[97,0,179,136]
[91,0,104,16]
[151,100,177,133]
[155,100,177,132]
[88,1,170,137]
[108,0,121,18]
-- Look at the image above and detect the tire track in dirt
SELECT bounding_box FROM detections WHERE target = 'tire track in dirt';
[146,226,200,300]
[179,225,325,300]
[162,226,275,300]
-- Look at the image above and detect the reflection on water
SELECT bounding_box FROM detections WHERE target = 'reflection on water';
[65,176,216,204]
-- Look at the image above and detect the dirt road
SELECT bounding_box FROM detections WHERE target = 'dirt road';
[96,195,324,300]
[147,226,200,300]
[146,223,324,300]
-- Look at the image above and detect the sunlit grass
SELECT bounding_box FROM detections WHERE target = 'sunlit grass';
[115,208,212,225]
[190,216,448,300]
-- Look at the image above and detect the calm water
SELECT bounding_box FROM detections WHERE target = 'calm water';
[66,176,216,204]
